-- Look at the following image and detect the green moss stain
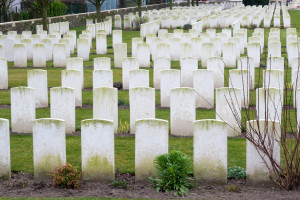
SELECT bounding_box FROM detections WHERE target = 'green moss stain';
[136,156,155,182]
[83,155,114,182]
[246,169,273,186]
[194,119,227,130]
[194,158,226,184]
[81,119,113,127]
[0,159,11,180]
[135,119,168,129]
[33,118,64,128]
[35,154,63,181]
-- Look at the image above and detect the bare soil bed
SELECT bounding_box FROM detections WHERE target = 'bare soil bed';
[1,172,300,199]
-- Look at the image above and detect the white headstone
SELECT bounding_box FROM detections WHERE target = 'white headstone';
[112,30,122,48]
[94,57,111,70]
[0,118,10,180]
[129,87,155,134]
[81,119,115,181]
[27,69,48,108]
[33,44,46,68]
[193,69,214,108]
[207,57,224,89]
[216,87,241,137]
[194,119,227,184]
[0,58,8,89]
[93,70,113,88]
[11,87,35,133]
[132,37,143,57]
[61,70,82,107]
[137,43,150,68]
[201,42,215,68]
[153,57,170,90]
[114,43,127,68]
[53,43,66,67]
[246,120,281,186]
[170,87,195,136]
[14,44,27,67]
[228,69,250,108]
[122,57,139,90]
[50,87,75,133]
[180,57,198,87]
[129,69,149,89]
[77,38,90,61]
[93,87,118,133]
[33,118,66,180]
[256,88,282,122]
[66,57,84,89]
[135,119,168,182]
[160,69,181,108]
[247,43,260,68]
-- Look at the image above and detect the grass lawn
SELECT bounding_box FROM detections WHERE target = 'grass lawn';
[0,10,299,174]
[10,135,245,174]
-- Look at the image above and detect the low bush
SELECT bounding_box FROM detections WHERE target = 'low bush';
[227,166,246,179]
[118,120,130,134]
[52,163,81,189]
[149,151,193,197]
[113,82,122,90]
[183,24,192,30]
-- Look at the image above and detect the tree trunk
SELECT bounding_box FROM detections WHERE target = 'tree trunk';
[96,2,101,22]
[170,0,172,10]
[138,0,141,18]
[187,0,190,7]
[3,4,8,22]
[192,0,194,6]
[196,0,198,6]
[42,4,48,31]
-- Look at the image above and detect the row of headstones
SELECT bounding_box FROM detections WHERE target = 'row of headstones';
[86,20,112,38]
[141,5,224,31]
[145,4,282,31]
[36,21,70,35]
[112,29,248,68]
[0,117,280,186]
[0,29,77,63]
[1,51,295,107]
[7,80,287,138]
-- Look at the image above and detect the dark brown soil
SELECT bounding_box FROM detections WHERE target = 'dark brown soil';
[0,172,300,199]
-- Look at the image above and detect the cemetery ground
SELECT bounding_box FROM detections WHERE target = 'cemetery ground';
[1,10,300,199]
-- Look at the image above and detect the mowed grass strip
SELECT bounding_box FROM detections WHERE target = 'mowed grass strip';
[10,134,246,174]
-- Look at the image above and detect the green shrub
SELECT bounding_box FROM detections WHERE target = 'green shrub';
[52,163,81,189]
[113,82,122,90]
[149,151,193,197]
[118,99,125,106]
[33,0,67,18]
[227,166,246,179]
[20,11,30,20]
[48,1,68,17]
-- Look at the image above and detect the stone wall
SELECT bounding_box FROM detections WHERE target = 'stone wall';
[0,2,187,33]
[0,1,241,33]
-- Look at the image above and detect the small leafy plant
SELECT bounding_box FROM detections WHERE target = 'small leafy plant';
[227,185,241,193]
[118,99,125,106]
[227,166,246,179]
[52,163,81,189]
[118,120,130,134]
[111,180,129,189]
[149,151,193,197]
